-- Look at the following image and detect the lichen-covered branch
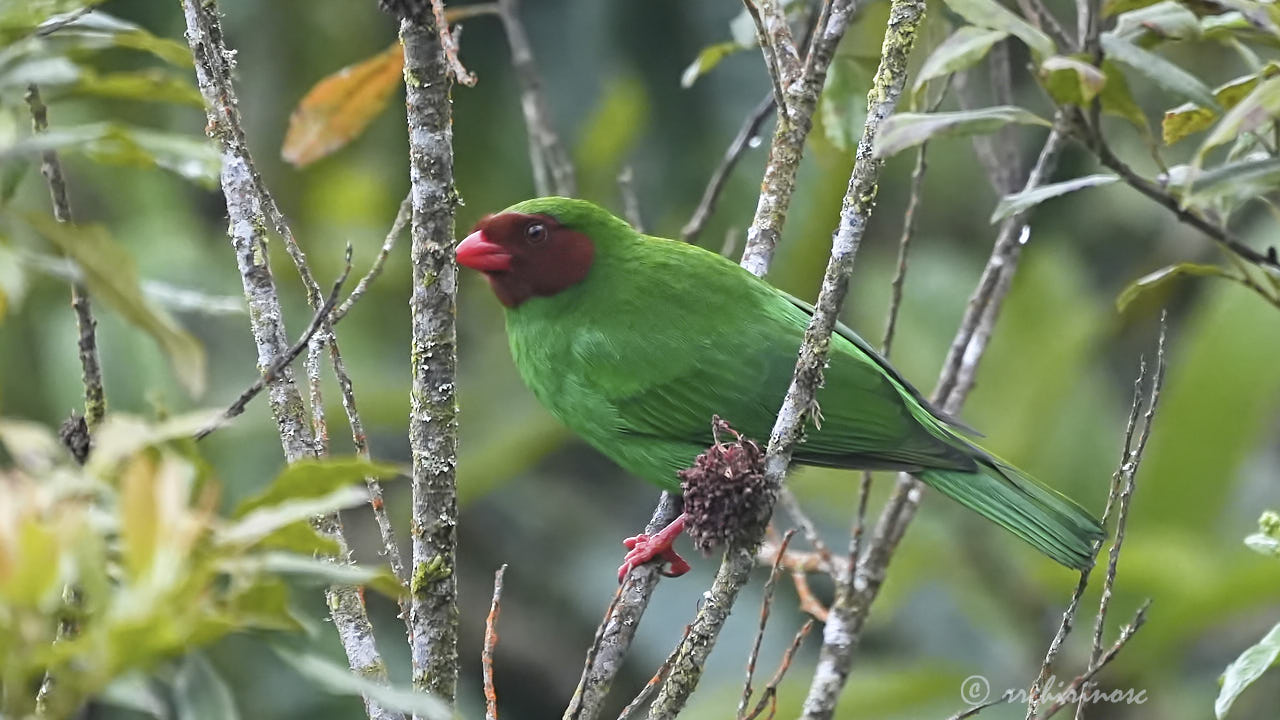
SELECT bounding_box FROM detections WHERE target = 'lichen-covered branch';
[24,85,105,429]
[794,101,1075,720]
[563,493,683,720]
[387,0,463,709]
[179,4,399,719]
[646,3,927,715]
[739,0,857,276]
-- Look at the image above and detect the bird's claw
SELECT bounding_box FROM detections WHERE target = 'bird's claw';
[617,532,691,582]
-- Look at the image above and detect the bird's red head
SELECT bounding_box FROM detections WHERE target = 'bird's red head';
[456,212,595,307]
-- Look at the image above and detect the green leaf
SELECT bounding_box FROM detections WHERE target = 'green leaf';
[271,646,451,720]
[1185,157,1280,202]
[98,673,169,719]
[1116,263,1236,312]
[873,106,1051,157]
[0,2,108,44]
[942,0,1055,59]
[234,457,400,517]
[1100,33,1220,110]
[218,486,369,548]
[1099,59,1152,135]
[1112,0,1202,41]
[1216,622,1280,718]
[990,174,1118,222]
[254,521,342,557]
[1102,0,1160,16]
[0,56,80,90]
[1163,64,1280,145]
[1196,76,1280,165]
[226,577,303,632]
[820,55,875,153]
[64,69,203,106]
[1,122,218,185]
[913,27,1009,92]
[228,553,404,599]
[173,653,241,720]
[1038,55,1107,106]
[38,11,193,66]
[26,218,206,396]
[680,41,748,88]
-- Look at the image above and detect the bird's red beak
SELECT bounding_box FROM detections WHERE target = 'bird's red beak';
[456,231,513,272]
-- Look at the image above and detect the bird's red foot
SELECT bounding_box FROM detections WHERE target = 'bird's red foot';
[617,514,690,582]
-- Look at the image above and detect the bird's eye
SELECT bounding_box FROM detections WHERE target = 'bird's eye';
[526,223,547,244]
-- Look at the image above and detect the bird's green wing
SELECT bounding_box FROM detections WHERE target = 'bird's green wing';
[607,291,975,473]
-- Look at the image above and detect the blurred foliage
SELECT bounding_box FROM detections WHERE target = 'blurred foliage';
[0,412,411,719]
[0,0,1277,719]
[1217,511,1280,718]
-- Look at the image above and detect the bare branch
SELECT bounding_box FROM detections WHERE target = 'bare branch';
[682,94,774,243]
[563,493,683,720]
[181,3,398,717]
[743,620,815,720]
[334,193,412,322]
[483,565,507,720]
[24,84,105,428]
[1032,602,1151,720]
[738,530,796,718]
[776,489,834,568]
[1071,316,1167,719]
[196,260,348,441]
[742,1,790,115]
[498,0,575,196]
[798,114,1072,719]
[947,692,1013,720]
[739,0,857,276]
[387,1,464,709]
[615,624,692,720]
[647,2,927,714]
[429,0,476,86]
[1023,569,1092,719]
[617,166,644,233]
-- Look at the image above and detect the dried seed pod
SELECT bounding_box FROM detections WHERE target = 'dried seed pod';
[679,416,771,554]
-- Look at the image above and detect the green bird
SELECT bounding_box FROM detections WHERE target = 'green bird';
[456,197,1103,579]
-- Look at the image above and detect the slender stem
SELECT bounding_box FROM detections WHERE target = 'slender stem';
[181,4,397,718]
[681,94,775,244]
[334,193,412,322]
[483,565,507,720]
[23,85,105,428]
[498,0,575,196]
[649,2,927,715]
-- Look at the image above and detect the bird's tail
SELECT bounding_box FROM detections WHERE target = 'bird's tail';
[917,459,1104,571]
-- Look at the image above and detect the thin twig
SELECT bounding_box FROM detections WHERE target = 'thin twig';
[618,166,644,233]
[798,112,1072,720]
[648,2,926,715]
[776,489,834,568]
[791,568,829,622]
[615,624,693,720]
[1031,602,1151,720]
[1071,316,1167,719]
[498,0,575,196]
[682,94,774,243]
[1090,132,1279,273]
[24,84,106,428]
[181,3,398,717]
[334,193,412,322]
[430,0,476,86]
[738,530,796,719]
[742,1,790,116]
[743,620,815,720]
[948,692,1013,720]
[483,565,507,720]
[563,494,682,720]
[196,259,349,441]
[1023,569,1091,719]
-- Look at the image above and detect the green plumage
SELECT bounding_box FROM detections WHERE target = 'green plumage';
[495,197,1103,570]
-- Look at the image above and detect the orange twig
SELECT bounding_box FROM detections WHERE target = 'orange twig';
[431,0,477,86]
[744,619,816,720]
[482,564,507,720]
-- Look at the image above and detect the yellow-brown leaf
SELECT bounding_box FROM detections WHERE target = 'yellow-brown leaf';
[281,43,405,167]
